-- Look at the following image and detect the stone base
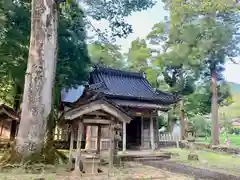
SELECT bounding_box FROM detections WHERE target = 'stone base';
[188,153,199,161]
[83,156,101,174]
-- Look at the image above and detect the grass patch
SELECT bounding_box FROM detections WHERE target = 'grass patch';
[162,148,240,176]
[196,134,240,147]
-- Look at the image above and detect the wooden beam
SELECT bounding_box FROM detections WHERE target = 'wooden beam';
[64,99,131,123]
[127,109,158,118]
[87,111,110,117]
[82,119,112,125]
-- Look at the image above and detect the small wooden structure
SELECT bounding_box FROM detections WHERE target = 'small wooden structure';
[0,104,19,140]
[64,98,131,173]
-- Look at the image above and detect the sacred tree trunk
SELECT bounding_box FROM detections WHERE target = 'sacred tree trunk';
[211,68,219,146]
[179,99,185,140]
[15,0,58,158]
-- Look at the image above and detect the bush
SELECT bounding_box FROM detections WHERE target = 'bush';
[231,128,240,135]
[189,115,211,137]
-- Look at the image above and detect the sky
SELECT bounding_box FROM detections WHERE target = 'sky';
[92,1,240,84]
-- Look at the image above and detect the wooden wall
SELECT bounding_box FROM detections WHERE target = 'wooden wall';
[0,119,12,139]
[85,126,111,150]
[86,117,159,150]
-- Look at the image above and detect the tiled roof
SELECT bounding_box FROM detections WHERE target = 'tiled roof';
[89,66,179,105]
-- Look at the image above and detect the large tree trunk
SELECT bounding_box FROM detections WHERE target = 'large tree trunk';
[179,99,185,140]
[15,0,58,158]
[211,68,219,146]
[167,111,174,133]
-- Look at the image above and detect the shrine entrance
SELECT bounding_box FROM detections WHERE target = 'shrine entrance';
[126,116,142,150]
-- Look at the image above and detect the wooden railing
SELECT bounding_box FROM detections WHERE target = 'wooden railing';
[159,133,180,148]
[159,133,180,142]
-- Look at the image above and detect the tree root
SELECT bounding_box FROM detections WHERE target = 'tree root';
[0,141,22,165]
[0,141,68,166]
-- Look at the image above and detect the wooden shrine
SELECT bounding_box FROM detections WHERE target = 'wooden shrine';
[61,65,180,153]
[64,98,131,173]
[0,104,19,140]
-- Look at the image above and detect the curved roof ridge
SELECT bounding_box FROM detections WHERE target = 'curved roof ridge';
[93,65,144,78]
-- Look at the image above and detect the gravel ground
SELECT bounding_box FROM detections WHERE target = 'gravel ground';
[0,162,194,180]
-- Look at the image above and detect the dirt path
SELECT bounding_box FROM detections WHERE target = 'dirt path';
[0,162,194,180]
[142,160,240,180]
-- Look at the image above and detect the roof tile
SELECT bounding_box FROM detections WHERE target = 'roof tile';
[90,66,179,105]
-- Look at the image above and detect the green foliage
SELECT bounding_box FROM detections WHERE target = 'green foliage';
[184,81,232,116]
[219,93,240,118]
[126,38,171,90]
[88,42,125,69]
[127,38,150,72]
[189,115,211,137]
[146,0,240,120]
[219,113,232,135]
[0,77,15,105]
[0,0,157,106]
[81,0,156,39]
[57,4,91,89]
[0,0,91,106]
[197,134,240,147]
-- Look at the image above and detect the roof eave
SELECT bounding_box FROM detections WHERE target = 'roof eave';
[103,93,180,105]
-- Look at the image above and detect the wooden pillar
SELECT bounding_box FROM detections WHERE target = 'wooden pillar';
[113,125,121,166]
[141,116,144,147]
[85,126,91,150]
[68,124,74,165]
[96,125,101,154]
[74,121,83,172]
[122,121,126,152]
[150,116,155,150]
[109,124,114,169]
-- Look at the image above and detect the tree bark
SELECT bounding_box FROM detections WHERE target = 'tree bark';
[15,0,58,157]
[179,99,185,140]
[211,68,219,146]
[167,111,174,132]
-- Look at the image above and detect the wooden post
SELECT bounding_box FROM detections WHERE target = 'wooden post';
[150,116,155,150]
[85,126,91,150]
[122,121,126,153]
[68,124,74,165]
[96,125,101,154]
[113,125,121,167]
[74,121,83,172]
[109,124,114,169]
[141,116,144,148]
